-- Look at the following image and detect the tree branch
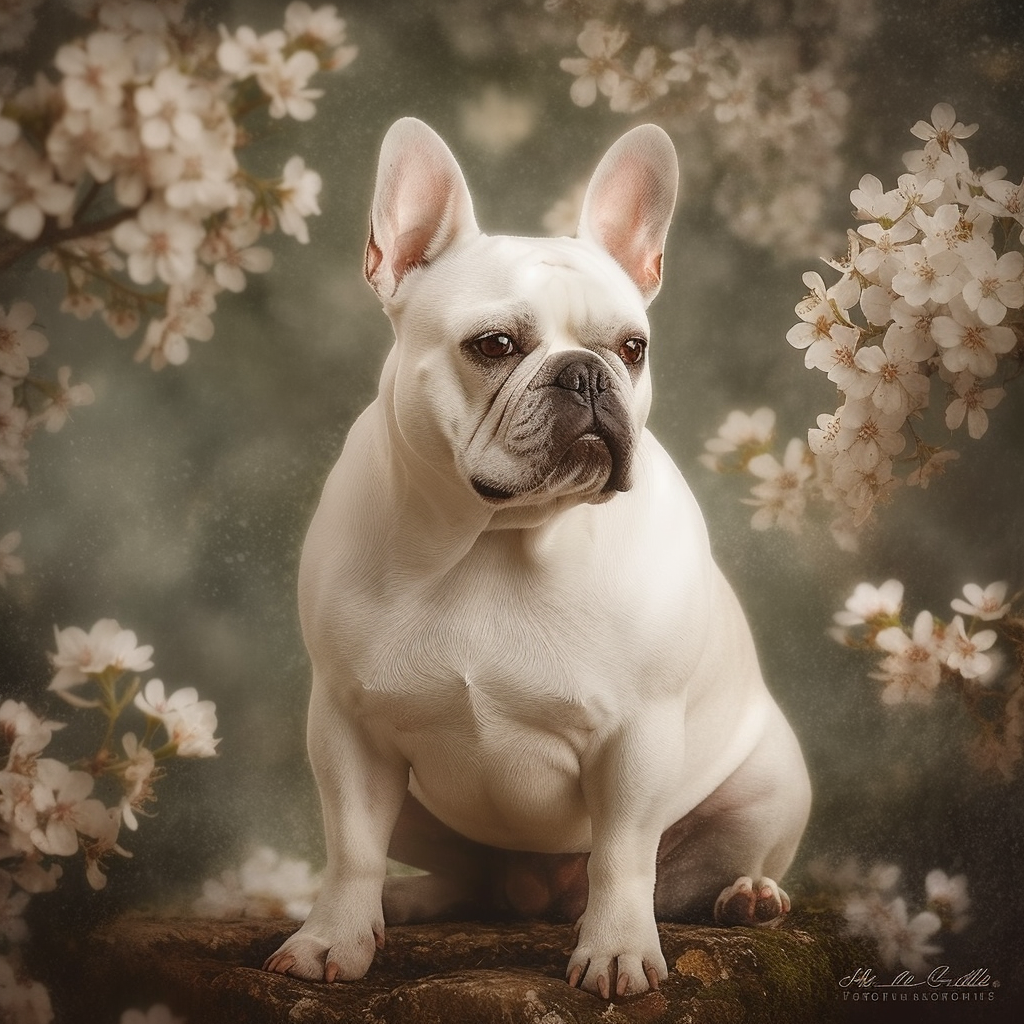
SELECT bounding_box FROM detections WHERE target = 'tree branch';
[0,206,139,275]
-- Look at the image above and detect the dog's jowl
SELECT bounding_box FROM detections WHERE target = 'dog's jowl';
[264,118,812,999]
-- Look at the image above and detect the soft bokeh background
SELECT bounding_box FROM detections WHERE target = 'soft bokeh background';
[3,0,1024,1007]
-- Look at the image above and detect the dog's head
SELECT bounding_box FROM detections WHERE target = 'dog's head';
[364,118,678,516]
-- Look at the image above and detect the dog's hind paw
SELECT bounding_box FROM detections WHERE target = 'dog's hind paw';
[714,875,790,928]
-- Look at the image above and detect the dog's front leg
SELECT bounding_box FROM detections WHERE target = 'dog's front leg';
[567,718,679,999]
[264,681,409,982]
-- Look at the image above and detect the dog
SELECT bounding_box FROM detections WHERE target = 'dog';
[264,117,811,999]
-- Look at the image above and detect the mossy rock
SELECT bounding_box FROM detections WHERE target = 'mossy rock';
[67,911,872,1023]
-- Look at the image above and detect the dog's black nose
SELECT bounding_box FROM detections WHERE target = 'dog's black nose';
[553,359,611,401]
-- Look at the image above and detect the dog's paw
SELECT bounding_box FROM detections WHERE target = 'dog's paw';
[714,875,790,928]
[566,928,668,999]
[263,925,383,983]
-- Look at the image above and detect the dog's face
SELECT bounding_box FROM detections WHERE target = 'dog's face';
[363,119,678,514]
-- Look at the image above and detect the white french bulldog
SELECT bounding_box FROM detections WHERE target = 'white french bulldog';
[265,118,811,999]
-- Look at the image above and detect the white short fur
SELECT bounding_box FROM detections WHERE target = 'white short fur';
[265,118,811,999]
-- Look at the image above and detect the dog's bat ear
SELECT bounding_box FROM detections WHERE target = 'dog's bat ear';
[365,118,479,300]
[577,125,678,306]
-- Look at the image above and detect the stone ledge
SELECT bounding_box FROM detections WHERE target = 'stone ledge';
[72,913,870,1024]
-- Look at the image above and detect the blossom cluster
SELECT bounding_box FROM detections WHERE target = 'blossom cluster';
[1,619,219,1021]
[193,845,321,921]
[1,305,93,580]
[807,857,969,973]
[787,104,1023,535]
[553,0,876,257]
[2,619,219,887]
[0,0,355,576]
[1,0,352,367]
[832,579,1024,780]
[702,104,1023,545]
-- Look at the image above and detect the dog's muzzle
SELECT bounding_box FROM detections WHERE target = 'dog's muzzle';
[471,352,636,503]
[547,356,634,492]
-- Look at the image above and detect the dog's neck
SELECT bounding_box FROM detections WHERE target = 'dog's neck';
[338,400,606,586]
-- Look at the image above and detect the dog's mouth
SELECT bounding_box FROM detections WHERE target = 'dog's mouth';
[472,479,517,502]
[471,430,631,505]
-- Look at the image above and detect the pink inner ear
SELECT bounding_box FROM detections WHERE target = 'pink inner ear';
[587,153,668,296]
[596,206,664,293]
[364,230,384,283]
[391,223,436,283]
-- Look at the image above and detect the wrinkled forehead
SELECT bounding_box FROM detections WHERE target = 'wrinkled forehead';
[509,238,646,329]
[396,234,650,340]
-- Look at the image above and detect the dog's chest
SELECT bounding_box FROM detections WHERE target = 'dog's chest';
[351,553,617,736]
[331,514,685,738]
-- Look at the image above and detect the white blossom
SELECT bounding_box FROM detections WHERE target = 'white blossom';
[216,24,287,79]
[742,438,812,533]
[275,156,321,243]
[803,323,864,393]
[854,218,917,277]
[909,102,978,164]
[932,297,1016,378]
[950,581,1011,622]
[945,615,997,681]
[700,407,775,471]
[134,680,220,757]
[112,201,205,286]
[848,332,930,418]
[284,2,357,69]
[925,869,971,933]
[834,400,906,472]
[850,174,905,223]
[49,619,155,696]
[0,302,47,379]
[609,46,668,114]
[53,30,133,113]
[786,271,860,350]
[981,175,1024,224]
[201,220,274,293]
[884,298,939,360]
[35,367,95,434]
[960,248,1024,325]
[0,699,63,765]
[0,142,76,241]
[29,759,110,858]
[706,66,757,125]
[871,610,944,705]
[134,269,218,369]
[830,452,897,526]
[907,448,959,489]
[944,371,1005,439]
[257,49,323,121]
[45,103,127,185]
[833,579,904,629]
[890,243,962,307]
[118,733,156,831]
[559,19,627,108]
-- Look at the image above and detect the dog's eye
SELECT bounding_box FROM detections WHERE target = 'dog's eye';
[619,337,647,366]
[475,333,518,358]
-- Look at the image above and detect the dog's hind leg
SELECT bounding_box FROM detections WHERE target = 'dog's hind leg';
[384,792,591,924]
[654,701,811,926]
[383,791,490,923]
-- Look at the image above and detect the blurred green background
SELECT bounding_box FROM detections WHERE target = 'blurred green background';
[2,0,1023,1003]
